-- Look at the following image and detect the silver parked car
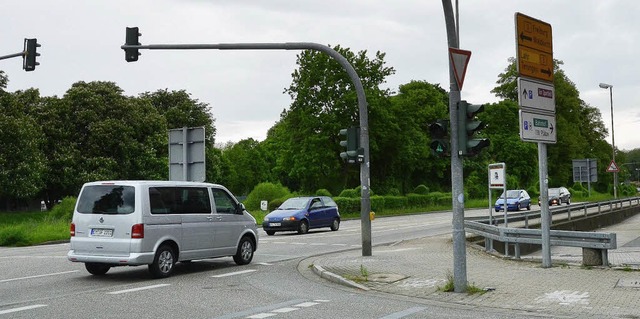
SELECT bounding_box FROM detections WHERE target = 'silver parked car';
[68,181,258,278]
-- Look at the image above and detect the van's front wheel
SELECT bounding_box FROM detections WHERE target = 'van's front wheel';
[85,263,110,276]
[233,236,255,265]
[149,245,176,278]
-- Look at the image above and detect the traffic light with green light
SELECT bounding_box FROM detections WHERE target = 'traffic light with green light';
[429,119,450,157]
[457,100,490,156]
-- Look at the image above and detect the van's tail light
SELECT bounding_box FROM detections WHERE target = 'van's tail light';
[70,223,75,237]
[131,223,144,239]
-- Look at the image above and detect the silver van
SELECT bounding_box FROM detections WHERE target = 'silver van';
[67,181,258,278]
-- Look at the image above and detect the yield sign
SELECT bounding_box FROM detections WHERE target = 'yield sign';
[449,48,472,90]
[606,160,620,173]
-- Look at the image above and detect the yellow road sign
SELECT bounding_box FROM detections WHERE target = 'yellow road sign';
[516,13,553,54]
[518,47,554,81]
[515,12,554,83]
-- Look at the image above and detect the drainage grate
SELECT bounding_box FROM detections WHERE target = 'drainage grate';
[615,278,640,288]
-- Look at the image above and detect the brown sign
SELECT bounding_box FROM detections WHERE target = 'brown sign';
[515,13,554,82]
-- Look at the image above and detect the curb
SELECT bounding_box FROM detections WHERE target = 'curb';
[311,264,370,291]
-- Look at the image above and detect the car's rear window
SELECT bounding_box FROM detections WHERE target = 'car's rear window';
[77,185,135,214]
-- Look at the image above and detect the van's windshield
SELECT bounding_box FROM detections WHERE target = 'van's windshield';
[77,185,135,214]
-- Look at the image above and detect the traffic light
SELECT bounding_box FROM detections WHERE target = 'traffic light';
[22,38,40,71]
[429,119,450,157]
[125,27,141,62]
[339,127,362,164]
[457,100,490,156]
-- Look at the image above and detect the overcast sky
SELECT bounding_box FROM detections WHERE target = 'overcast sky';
[2,1,639,153]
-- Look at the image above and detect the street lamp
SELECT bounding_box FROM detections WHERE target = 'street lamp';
[599,82,616,198]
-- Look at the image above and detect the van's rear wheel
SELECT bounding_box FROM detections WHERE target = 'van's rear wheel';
[85,263,110,276]
[149,245,176,278]
[233,236,255,265]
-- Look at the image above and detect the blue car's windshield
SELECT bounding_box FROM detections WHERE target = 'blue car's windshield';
[279,197,310,210]
[500,190,521,199]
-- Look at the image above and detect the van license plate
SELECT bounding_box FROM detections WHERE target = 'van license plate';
[269,223,281,227]
[91,228,113,237]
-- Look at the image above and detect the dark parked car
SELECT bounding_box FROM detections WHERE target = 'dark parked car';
[494,189,531,212]
[262,196,340,235]
[539,187,571,206]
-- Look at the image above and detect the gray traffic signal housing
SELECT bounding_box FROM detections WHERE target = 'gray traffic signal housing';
[429,119,450,157]
[457,100,490,156]
[22,38,40,71]
[339,127,362,164]
[125,27,141,62]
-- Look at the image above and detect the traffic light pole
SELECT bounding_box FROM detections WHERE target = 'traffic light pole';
[122,39,373,256]
[0,52,24,60]
[442,0,467,293]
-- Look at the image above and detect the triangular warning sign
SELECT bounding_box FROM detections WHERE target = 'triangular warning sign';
[606,160,620,172]
[449,48,472,90]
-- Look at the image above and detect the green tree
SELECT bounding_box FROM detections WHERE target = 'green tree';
[269,46,395,194]
[218,138,271,196]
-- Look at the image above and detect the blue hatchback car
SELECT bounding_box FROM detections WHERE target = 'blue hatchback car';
[262,196,340,235]
[494,189,531,212]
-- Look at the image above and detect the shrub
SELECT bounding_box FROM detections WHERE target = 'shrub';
[370,195,385,212]
[382,196,407,210]
[338,188,359,198]
[244,182,291,211]
[49,197,77,221]
[334,197,360,214]
[0,225,30,246]
[315,189,332,197]
[407,194,430,207]
[413,185,429,195]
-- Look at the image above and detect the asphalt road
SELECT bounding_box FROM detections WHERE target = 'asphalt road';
[0,210,555,318]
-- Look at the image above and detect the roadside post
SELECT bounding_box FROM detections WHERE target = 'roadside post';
[488,163,507,252]
[515,12,555,268]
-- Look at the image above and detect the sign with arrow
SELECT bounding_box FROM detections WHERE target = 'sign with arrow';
[519,110,556,143]
[518,77,555,113]
[515,13,554,82]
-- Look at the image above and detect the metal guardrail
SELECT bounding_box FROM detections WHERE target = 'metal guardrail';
[464,197,639,265]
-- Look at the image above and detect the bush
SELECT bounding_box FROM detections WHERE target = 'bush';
[49,197,76,221]
[0,225,30,246]
[315,189,332,197]
[382,196,407,210]
[407,194,430,207]
[413,185,429,195]
[244,182,291,211]
[338,188,359,198]
[334,197,360,214]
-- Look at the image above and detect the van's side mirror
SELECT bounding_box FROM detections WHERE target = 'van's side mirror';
[236,203,246,214]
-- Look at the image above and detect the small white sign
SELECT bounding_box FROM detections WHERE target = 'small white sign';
[260,200,268,211]
[519,110,557,143]
[518,78,556,114]
[488,163,506,189]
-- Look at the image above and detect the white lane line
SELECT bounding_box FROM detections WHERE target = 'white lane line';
[0,304,47,315]
[107,284,170,295]
[379,306,427,319]
[256,262,273,266]
[211,269,257,278]
[271,307,298,313]
[247,313,276,319]
[331,244,348,246]
[0,270,78,283]
[292,301,319,307]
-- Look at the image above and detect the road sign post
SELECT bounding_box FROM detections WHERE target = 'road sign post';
[169,127,206,182]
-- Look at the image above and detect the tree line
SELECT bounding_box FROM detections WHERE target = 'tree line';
[0,46,631,210]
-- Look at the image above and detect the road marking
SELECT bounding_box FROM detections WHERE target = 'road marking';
[0,304,47,315]
[211,269,256,278]
[292,301,319,307]
[107,283,170,294]
[256,262,273,266]
[247,314,276,318]
[213,299,307,319]
[270,307,298,313]
[379,307,427,319]
[0,270,78,283]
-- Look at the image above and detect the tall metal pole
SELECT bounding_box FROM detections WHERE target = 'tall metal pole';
[538,143,551,267]
[599,83,616,198]
[442,0,467,293]
[609,86,617,199]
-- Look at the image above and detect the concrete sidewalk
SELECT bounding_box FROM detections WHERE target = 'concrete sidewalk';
[302,213,640,318]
